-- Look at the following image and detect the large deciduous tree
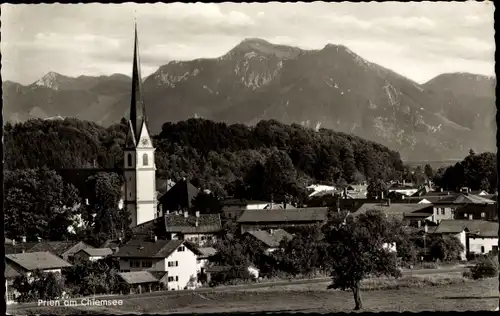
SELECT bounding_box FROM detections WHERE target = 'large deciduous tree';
[325,210,401,310]
[4,168,80,241]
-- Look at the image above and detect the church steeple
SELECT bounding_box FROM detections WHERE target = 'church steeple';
[129,23,147,144]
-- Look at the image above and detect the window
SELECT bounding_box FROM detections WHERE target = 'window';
[176,276,179,281]
[178,246,185,252]
[481,212,486,218]
[440,208,445,215]
[142,260,152,268]
[168,276,175,282]
[127,153,132,167]
[481,246,485,253]
[168,261,179,267]
[130,260,141,268]
[143,153,149,166]
[464,213,468,218]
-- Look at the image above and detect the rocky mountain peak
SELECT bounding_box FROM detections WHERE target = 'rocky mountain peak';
[33,72,67,90]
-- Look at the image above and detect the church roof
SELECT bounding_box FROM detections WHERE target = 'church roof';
[129,24,148,144]
[158,179,199,210]
[125,120,137,149]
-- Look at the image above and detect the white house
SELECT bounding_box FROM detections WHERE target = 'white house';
[112,237,201,291]
[165,212,222,247]
[73,248,114,261]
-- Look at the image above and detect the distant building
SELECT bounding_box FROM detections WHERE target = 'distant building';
[237,208,328,234]
[118,271,166,294]
[244,229,293,253]
[157,179,199,216]
[430,220,499,258]
[73,248,114,261]
[432,193,495,224]
[164,211,222,246]
[6,240,92,262]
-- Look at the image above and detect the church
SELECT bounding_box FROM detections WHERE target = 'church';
[123,25,158,227]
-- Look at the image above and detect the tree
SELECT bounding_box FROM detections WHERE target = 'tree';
[261,149,300,201]
[190,191,221,214]
[13,270,65,302]
[4,168,80,241]
[324,210,402,310]
[424,164,434,180]
[427,235,464,262]
[366,179,388,199]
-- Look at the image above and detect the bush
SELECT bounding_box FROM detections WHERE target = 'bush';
[469,257,498,280]
[422,262,438,269]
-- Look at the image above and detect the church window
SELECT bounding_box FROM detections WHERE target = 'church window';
[143,153,149,166]
[127,153,132,167]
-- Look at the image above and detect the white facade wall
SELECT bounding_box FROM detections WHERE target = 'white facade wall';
[247,203,269,210]
[196,258,209,273]
[165,246,198,290]
[468,236,498,255]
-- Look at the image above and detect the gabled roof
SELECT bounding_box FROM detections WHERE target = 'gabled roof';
[113,239,184,258]
[78,248,113,257]
[220,199,270,206]
[5,242,38,255]
[197,247,217,259]
[158,179,199,209]
[434,194,495,205]
[5,263,22,278]
[119,271,159,285]
[237,208,328,223]
[165,213,222,234]
[6,251,72,271]
[27,241,92,256]
[245,229,293,248]
[263,203,297,210]
[431,220,498,237]
[354,203,433,217]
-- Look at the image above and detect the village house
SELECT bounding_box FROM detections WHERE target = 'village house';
[353,199,434,224]
[454,203,497,221]
[73,248,114,261]
[243,229,294,253]
[157,178,199,217]
[196,247,217,274]
[112,237,201,290]
[432,193,495,224]
[221,198,271,210]
[5,251,73,304]
[388,183,419,197]
[164,211,222,246]
[237,207,329,234]
[5,239,92,262]
[430,220,498,259]
[118,271,166,294]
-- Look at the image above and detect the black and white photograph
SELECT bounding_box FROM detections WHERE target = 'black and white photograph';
[1,1,497,314]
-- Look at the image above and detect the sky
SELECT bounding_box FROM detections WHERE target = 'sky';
[1,2,495,85]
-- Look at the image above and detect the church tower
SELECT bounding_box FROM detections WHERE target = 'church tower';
[123,24,157,227]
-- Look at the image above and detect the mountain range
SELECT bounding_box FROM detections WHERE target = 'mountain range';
[3,38,496,161]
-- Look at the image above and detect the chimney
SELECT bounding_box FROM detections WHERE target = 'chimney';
[21,236,26,243]
[195,211,200,218]
[166,210,170,215]
[403,179,405,186]
[184,211,189,218]
[195,219,199,227]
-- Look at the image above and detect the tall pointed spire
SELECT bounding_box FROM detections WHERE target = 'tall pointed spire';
[129,22,146,143]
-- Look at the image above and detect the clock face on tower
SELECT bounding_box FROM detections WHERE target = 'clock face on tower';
[141,138,149,146]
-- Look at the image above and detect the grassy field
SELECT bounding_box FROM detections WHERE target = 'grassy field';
[8,275,498,314]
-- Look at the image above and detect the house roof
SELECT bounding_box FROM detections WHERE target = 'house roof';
[198,247,217,259]
[245,229,293,248]
[27,241,91,256]
[354,203,433,217]
[113,239,184,258]
[5,242,38,255]
[132,217,168,237]
[119,271,159,285]
[456,203,497,215]
[431,220,498,237]
[263,203,297,210]
[433,194,495,205]
[149,271,168,281]
[79,248,113,257]
[237,207,328,223]
[158,179,199,209]
[6,251,72,271]
[165,213,222,234]
[5,263,22,278]
[220,199,270,206]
